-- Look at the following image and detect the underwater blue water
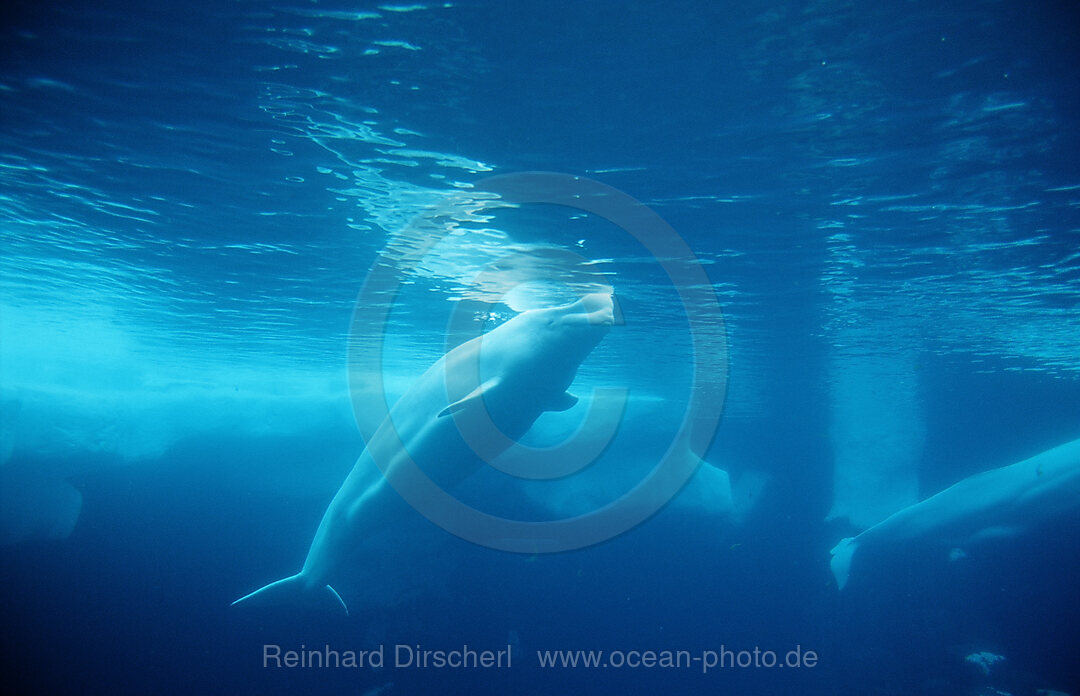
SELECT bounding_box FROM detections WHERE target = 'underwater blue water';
[2,0,1079,694]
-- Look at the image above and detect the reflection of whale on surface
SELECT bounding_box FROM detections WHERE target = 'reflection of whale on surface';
[233,294,616,614]
[830,436,1080,590]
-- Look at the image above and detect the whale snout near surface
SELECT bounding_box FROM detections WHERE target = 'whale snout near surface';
[580,292,616,326]
[558,292,616,330]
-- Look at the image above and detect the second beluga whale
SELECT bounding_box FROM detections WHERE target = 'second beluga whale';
[233,293,616,614]
[830,435,1080,590]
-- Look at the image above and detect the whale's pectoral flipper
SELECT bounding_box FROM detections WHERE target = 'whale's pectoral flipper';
[546,391,579,412]
[830,537,857,590]
[438,378,502,418]
[231,573,349,616]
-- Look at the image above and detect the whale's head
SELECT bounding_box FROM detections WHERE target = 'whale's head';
[522,292,615,368]
[453,292,616,442]
[543,291,614,341]
[475,292,615,387]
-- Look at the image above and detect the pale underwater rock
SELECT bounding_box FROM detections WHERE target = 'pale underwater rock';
[0,376,355,545]
[965,650,1006,676]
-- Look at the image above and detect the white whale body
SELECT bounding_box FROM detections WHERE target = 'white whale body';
[232,293,616,614]
[830,436,1080,590]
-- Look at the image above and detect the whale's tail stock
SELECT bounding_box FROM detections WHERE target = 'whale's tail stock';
[231,573,349,615]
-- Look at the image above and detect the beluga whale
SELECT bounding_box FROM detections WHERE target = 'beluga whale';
[830,436,1080,590]
[232,292,617,614]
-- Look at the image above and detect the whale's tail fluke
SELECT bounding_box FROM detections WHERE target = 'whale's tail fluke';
[830,537,858,590]
[231,573,349,615]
